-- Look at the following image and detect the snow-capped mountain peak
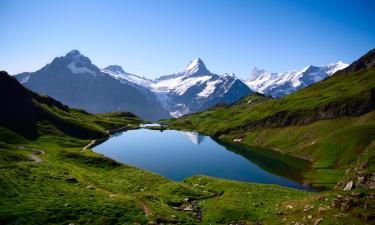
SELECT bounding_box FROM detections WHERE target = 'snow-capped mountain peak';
[15,50,170,121]
[181,58,211,76]
[101,65,153,87]
[103,65,128,75]
[151,58,252,117]
[325,61,349,75]
[222,73,236,78]
[63,50,98,76]
[65,49,82,59]
[245,61,349,98]
[65,49,92,66]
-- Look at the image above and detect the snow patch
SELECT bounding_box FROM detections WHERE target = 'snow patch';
[19,75,30,83]
[151,75,211,95]
[67,63,96,76]
[197,80,221,98]
[101,68,153,87]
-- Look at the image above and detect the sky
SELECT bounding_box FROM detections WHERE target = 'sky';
[0,0,374,79]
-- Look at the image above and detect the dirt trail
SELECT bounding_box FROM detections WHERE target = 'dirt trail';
[80,125,131,152]
[81,140,97,152]
[139,200,153,217]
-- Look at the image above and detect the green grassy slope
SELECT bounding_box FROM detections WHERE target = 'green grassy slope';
[1,136,373,225]
[0,70,374,224]
[0,102,313,224]
[162,49,375,188]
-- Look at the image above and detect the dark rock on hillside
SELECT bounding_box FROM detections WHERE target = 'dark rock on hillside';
[335,48,375,75]
[0,71,106,140]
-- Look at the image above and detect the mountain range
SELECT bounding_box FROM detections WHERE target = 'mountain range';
[15,51,253,119]
[15,50,169,121]
[245,61,348,98]
[15,50,348,119]
[99,58,253,117]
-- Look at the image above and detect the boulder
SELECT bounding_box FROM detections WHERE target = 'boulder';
[343,181,353,191]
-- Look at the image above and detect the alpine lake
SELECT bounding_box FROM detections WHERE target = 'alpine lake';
[93,126,315,191]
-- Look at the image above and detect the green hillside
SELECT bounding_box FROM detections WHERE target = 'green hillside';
[162,49,375,188]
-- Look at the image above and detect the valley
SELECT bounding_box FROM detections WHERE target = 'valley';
[1,47,375,224]
[1,1,374,224]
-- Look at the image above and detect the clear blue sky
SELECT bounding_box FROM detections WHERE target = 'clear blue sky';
[0,0,374,78]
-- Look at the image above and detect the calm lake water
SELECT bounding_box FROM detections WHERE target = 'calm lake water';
[93,129,314,191]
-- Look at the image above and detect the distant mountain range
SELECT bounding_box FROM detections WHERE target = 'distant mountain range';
[245,61,348,98]
[150,58,252,117]
[15,50,169,121]
[14,50,348,119]
[100,58,253,117]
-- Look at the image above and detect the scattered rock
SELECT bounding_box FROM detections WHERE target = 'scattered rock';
[183,206,193,211]
[196,207,202,221]
[368,193,375,199]
[360,161,368,170]
[28,154,43,163]
[286,205,294,209]
[313,218,323,225]
[356,176,365,187]
[318,206,327,212]
[233,138,242,142]
[331,194,360,212]
[303,205,314,212]
[33,149,45,155]
[307,215,312,219]
[86,185,94,189]
[343,181,354,191]
[365,174,375,189]
[334,213,345,219]
[65,177,78,183]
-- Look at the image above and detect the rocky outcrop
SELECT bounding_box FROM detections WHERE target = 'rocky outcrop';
[335,48,375,75]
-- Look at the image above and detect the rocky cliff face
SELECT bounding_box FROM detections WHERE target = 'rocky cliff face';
[335,49,375,75]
